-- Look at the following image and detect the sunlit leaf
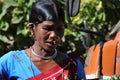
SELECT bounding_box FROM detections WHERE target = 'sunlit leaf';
[0,21,9,31]
[4,0,19,6]
[0,4,10,20]
[11,16,23,24]
[17,27,29,36]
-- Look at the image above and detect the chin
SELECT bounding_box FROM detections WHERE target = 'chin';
[44,46,56,53]
[43,43,57,52]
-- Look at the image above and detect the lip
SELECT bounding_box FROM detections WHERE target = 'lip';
[46,41,56,48]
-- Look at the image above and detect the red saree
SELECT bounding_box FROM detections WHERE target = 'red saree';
[27,58,77,80]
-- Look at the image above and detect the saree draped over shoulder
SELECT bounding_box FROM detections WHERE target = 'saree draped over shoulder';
[0,50,85,80]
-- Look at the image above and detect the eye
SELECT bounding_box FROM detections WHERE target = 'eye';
[42,26,54,31]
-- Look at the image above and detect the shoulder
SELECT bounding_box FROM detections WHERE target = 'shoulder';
[0,50,25,64]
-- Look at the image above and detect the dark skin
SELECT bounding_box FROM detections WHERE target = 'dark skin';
[25,21,66,73]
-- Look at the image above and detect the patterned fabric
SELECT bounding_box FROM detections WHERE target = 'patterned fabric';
[27,63,70,80]
[0,50,85,80]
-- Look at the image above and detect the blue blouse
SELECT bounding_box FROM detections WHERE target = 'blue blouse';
[0,50,85,80]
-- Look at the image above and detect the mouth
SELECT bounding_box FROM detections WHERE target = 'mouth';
[45,37,60,48]
[46,41,57,48]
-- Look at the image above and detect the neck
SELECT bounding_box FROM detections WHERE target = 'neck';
[30,46,57,60]
[32,44,54,56]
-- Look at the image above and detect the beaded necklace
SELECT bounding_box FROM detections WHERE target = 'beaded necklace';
[31,47,57,60]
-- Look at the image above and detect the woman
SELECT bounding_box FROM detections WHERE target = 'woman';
[0,0,86,80]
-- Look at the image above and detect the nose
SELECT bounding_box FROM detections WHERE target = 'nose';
[49,30,61,45]
[49,30,61,41]
[50,31,57,39]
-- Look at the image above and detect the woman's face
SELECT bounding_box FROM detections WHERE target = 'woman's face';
[32,21,64,52]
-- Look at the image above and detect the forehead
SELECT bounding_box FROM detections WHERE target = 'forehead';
[38,21,65,28]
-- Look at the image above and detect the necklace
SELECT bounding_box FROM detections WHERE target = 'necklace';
[28,47,67,80]
[31,48,57,59]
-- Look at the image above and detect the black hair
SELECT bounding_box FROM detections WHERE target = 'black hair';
[29,0,65,25]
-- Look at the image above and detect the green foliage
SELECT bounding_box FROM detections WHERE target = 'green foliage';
[63,0,120,57]
[0,0,35,56]
[111,75,120,80]
[63,0,107,57]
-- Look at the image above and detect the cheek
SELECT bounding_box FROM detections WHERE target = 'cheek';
[34,31,42,42]
[36,33,49,43]
[34,27,49,43]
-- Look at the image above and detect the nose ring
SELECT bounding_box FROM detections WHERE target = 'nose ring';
[53,36,60,45]
[53,40,56,45]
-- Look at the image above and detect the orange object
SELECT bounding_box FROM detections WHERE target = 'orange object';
[85,31,120,79]
[114,31,120,75]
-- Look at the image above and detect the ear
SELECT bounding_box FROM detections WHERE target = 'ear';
[27,23,35,36]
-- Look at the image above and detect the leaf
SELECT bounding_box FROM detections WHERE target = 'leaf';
[11,16,23,24]
[0,4,10,20]
[64,28,73,35]
[17,27,29,36]
[0,35,13,44]
[0,21,9,31]
[4,0,19,6]
[96,1,102,11]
